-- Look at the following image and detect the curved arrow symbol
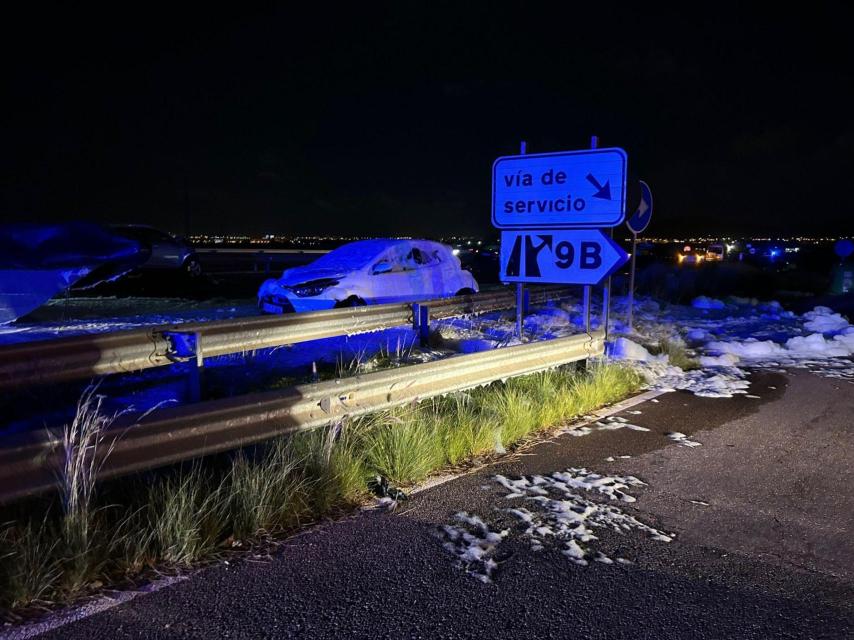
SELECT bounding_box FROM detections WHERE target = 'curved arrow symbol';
[585,173,612,200]
[627,180,653,234]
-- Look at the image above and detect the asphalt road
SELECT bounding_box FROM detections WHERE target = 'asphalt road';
[20,369,854,639]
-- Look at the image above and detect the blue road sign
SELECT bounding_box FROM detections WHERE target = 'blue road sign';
[835,239,854,259]
[492,148,627,229]
[499,229,629,285]
[627,180,653,234]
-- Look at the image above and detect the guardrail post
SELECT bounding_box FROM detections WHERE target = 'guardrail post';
[412,303,430,347]
[162,330,204,402]
[187,331,204,402]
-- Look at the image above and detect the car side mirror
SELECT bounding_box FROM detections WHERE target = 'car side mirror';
[372,261,393,275]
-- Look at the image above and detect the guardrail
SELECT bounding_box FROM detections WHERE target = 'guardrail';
[0,329,603,504]
[0,286,575,390]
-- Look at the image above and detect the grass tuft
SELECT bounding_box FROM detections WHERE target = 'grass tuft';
[285,423,370,513]
[58,386,120,593]
[0,518,63,609]
[362,409,445,486]
[431,394,497,466]
[146,468,225,566]
[228,444,307,540]
[654,339,700,370]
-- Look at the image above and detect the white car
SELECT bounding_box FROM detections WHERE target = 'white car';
[258,238,479,313]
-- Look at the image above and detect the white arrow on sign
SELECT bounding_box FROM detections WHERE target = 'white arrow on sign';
[492,148,627,229]
[499,229,629,286]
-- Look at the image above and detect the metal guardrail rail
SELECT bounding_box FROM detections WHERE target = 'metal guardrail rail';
[0,286,574,390]
[0,329,603,504]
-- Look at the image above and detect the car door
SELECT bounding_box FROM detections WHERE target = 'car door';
[367,245,417,304]
[434,245,468,293]
[145,229,183,268]
[408,246,446,298]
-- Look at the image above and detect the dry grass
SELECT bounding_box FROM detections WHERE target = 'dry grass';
[652,339,700,370]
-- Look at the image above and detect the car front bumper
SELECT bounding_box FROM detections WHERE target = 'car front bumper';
[259,294,338,314]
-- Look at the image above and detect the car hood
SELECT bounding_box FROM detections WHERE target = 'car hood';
[275,266,350,287]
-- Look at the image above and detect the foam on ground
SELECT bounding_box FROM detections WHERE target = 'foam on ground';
[436,468,673,580]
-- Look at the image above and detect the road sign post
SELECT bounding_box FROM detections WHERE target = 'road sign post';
[625,180,653,332]
[516,140,527,339]
[587,135,613,340]
[582,285,591,333]
[627,233,638,331]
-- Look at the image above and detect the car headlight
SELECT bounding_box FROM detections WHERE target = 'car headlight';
[289,278,339,297]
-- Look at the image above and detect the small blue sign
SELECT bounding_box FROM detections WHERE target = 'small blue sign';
[492,148,627,229]
[835,239,854,259]
[499,229,629,285]
[626,180,653,234]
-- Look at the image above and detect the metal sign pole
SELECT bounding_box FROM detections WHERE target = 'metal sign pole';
[583,285,591,333]
[627,232,638,332]
[603,236,612,339]
[625,180,653,333]
[589,134,612,340]
[516,140,527,339]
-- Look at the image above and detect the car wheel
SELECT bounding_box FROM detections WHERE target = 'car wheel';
[335,296,367,308]
[455,288,476,296]
[184,257,202,277]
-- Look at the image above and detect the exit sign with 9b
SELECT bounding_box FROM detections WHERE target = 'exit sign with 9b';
[499,229,629,286]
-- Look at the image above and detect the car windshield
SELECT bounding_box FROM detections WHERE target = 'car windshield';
[113,227,172,242]
[310,240,394,271]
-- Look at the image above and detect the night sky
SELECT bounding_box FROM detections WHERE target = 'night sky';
[3,4,853,238]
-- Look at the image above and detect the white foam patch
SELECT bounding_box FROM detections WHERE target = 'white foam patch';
[803,307,851,334]
[499,469,672,566]
[565,425,594,437]
[621,357,752,399]
[610,298,854,390]
[433,512,509,583]
[559,415,653,438]
[591,416,651,432]
[692,296,726,310]
[608,338,665,362]
[437,468,673,580]
[666,432,702,447]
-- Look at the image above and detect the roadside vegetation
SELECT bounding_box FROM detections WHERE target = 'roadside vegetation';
[650,338,700,370]
[0,362,641,614]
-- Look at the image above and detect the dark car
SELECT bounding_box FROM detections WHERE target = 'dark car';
[111,225,201,277]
